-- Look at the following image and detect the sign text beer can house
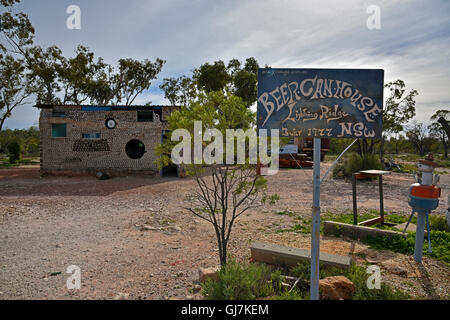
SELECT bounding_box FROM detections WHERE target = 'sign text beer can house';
[257,68,384,138]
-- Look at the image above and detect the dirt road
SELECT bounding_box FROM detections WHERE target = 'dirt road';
[0,164,448,299]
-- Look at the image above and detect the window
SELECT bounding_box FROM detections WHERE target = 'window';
[82,133,101,139]
[51,124,67,137]
[137,111,154,122]
[52,111,66,118]
[125,139,145,159]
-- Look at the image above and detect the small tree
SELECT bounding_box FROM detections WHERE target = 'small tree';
[7,139,21,163]
[429,109,449,158]
[0,53,31,131]
[381,79,418,158]
[156,91,277,266]
[159,57,259,108]
[406,121,431,156]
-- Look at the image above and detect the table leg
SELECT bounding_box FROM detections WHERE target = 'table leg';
[352,173,357,225]
[379,175,384,222]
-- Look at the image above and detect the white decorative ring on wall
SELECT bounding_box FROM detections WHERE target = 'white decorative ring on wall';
[105,118,117,129]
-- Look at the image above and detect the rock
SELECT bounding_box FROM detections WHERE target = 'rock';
[365,250,396,264]
[114,292,130,300]
[319,276,355,300]
[96,171,110,180]
[185,295,194,300]
[198,267,220,282]
[140,225,161,231]
[388,266,408,276]
[381,260,408,277]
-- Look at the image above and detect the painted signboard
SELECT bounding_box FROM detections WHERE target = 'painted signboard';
[257,68,384,138]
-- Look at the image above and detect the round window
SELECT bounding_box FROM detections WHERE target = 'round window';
[125,139,145,159]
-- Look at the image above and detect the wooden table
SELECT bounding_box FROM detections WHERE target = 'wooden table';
[352,170,392,226]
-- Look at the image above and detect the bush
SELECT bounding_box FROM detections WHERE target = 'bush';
[290,262,409,300]
[0,127,40,157]
[201,259,278,300]
[7,140,22,163]
[333,152,382,179]
[429,215,449,232]
[364,231,450,264]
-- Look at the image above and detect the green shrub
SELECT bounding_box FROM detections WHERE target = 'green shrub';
[290,262,409,300]
[270,289,305,300]
[364,231,450,264]
[201,259,278,300]
[345,152,381,175]
[429,216,449,232]
[326,211,449,263]
[7,140,22,163]
[347,264,410,300]
[333,152,382,179]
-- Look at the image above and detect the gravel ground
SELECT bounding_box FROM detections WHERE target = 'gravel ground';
[0,163,448,300]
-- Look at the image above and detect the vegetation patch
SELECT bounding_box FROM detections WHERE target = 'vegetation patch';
[0,156,39,168]
[326,211,450,264]
[275,210,296,217]
[364,231,450,264]
[289,261,409,300]
[332,152,382,179]
[201,259,410,300]
[201,259,280,300]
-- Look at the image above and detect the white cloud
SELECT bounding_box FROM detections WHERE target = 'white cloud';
[4,0,450,129]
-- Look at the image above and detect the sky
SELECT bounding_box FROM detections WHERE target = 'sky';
[3,0,450,130]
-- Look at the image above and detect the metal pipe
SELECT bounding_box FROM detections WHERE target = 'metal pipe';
[414,211,426,263]
[352,173,358,225]
[310,137,321,300]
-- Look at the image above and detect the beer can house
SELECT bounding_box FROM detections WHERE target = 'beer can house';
[36,104,179,176]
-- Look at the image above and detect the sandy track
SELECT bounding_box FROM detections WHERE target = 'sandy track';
[0,164,448,299]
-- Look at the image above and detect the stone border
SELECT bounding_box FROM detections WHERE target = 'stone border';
[251,241,351,268]
[323,220,407,240]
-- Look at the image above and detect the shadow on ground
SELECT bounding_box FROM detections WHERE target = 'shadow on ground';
[0,166,182,197]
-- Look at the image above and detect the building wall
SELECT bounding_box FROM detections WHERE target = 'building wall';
[39,106,174,175]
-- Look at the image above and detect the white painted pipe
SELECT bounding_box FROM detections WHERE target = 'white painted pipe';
[310,138,321,300]
[414,212,426,263]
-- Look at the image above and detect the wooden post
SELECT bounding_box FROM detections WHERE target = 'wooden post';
[352,173,357,225]
[310,137,321,300]
[379,174,384,222]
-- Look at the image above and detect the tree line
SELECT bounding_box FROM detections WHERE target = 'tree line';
[1,0,448,162]
[0,0,165,131]
[330,109,449,159]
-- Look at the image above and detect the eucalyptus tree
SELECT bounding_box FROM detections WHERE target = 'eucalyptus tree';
[0,53,31,131]
[156,91,278,266]
[381,79,418,157]
[429,109,449,158]
[160,57,259,108]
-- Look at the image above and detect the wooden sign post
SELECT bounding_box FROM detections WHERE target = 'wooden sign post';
[310,137,321,300]
[257,68,384,300]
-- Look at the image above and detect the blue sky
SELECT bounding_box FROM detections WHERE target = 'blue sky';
[3,0,450,129]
